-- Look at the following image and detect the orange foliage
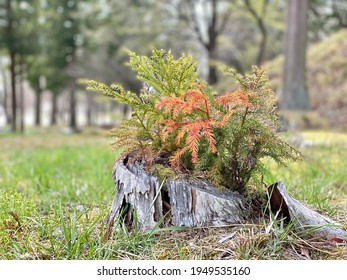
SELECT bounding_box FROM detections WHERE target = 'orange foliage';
[157,88,211,119]
[215,89,250,108]
[156,84,251,168]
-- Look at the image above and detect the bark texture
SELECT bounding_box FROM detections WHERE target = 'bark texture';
[105,157,347,242]
[105,159,162,239]
[105,158,248,238]
[281,0,310,110]
[168,179,248,227]
[269,182,347,240]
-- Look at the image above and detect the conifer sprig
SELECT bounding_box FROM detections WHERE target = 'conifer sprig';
[156,85,250,167]
[128,49,198,97]
[86,49,301,194]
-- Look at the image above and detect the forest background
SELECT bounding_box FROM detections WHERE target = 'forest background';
[0,0,346,131]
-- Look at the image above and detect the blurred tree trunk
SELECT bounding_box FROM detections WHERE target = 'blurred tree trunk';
[178,0,230,85]
[6,0,17,132]
[19,56,25,133]
[96,102,101,126]
[19,79,24,133]
[69,78,77,131]
[35,86,42,126]
[9,51,16,132]
[0,56,10,125]
[86,92,93,126]
[280,0,310,110]
[206,0,218,84]
[207,47,218,85]
[5,87,10,126]
[51,93,58,125]
[243,0,269,66]
[202,0,225,85]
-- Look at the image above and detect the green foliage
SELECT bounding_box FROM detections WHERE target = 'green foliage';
[128,49,198,97]
[87,49,300,193]
[208,66,301,193]
[86,49,198,155]
[0,0,36,53]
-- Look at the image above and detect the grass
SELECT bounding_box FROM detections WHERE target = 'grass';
[263,131,347,217]
[0,129,346,259]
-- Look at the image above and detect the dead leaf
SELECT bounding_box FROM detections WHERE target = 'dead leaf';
[329,237,346,243]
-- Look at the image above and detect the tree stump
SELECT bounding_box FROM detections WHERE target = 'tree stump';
[104,156,347,242]
[167,179,248,227]
[269,182,347,241]
[104,156,249,239]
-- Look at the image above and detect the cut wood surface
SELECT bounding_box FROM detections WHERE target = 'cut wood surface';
[105,158,248,236]
[269,182,347,240]
[167,179,248,227]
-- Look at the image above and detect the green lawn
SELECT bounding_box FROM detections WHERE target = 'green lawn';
[0,130,346,259]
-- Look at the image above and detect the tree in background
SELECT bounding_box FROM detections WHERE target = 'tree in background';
[332,0,347,28]
[173,0,231,84]
[57,0,83,131]
[242,0,269,66]
[17,1,40,132]
[46,72,66,126]
[163,0,286,81]
[0,0,17,132]
[26,56,46,126]
[0,0,344,130]
[0,55,9,125]
[309,0,347,42]
[280,0,310,110]
[41,0,85,130]
[23,0,46,127]
[0,0,38,131]
[81,0,163,86]
[80,0,165,122]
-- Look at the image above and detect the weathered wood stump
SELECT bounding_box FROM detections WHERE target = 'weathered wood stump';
[104,157,249,239]
[104,156,347,242]
[269,182,347,241]
[167,179,248,227]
